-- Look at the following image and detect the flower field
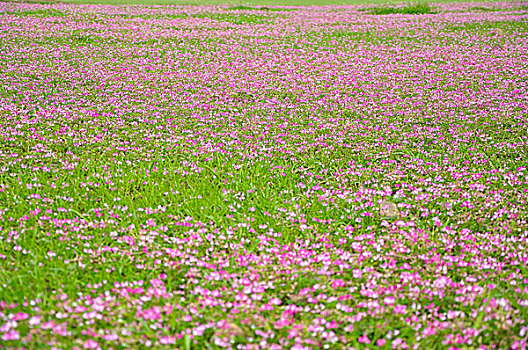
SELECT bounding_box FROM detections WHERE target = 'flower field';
[0,1,527,349]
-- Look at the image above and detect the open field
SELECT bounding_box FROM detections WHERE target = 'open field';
[1,1,528,349]
[11,0,522,6]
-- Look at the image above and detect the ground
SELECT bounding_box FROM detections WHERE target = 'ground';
[0,1,527,349]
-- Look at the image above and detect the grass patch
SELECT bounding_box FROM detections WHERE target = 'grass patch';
[364,2,437,15]
[195,12,274,24]
[226,5,295,11]
[6,8,67,17]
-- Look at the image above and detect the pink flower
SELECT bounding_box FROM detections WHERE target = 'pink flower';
[358,334,371,344]
[394,304,407,314]
[83,339,99,349]
[29,316,41,326]
[1,330,19,341]
[331,279,345,288]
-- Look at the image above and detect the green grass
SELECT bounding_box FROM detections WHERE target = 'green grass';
[5,8,67,16]
[225,5,297,10]
[364,2,437,14]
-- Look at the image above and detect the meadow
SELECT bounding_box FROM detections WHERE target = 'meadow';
[0,1,527,349]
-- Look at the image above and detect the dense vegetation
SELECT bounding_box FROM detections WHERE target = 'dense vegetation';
[0,1,527,349]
